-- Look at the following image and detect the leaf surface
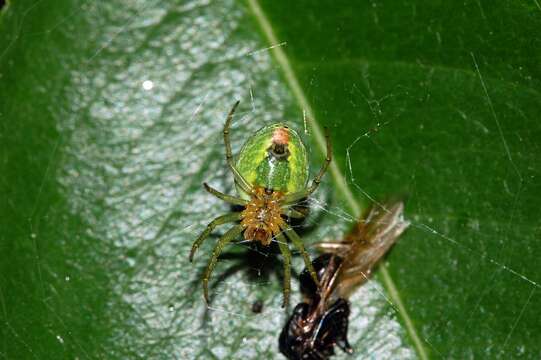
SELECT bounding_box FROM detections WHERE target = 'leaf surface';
[1,0,540,359]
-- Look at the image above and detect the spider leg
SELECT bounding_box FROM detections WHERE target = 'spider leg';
[189,213,242,262]
[281,127,332,205]
[275,232,292,308]
[282,207,306,219]
[223,101,253,195]
[203,224,245,304]
[203,183,248,206]
[280,223,319,287]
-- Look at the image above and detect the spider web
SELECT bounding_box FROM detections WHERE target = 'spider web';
[1,0,540,359]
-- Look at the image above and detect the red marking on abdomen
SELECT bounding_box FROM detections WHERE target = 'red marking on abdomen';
[272,127,290,145]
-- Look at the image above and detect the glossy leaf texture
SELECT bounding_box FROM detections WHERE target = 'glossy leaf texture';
[1,0,540,359]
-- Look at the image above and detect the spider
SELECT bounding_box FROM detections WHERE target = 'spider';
[189,101,332,307]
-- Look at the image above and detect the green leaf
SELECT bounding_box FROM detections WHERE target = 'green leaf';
[1,1,540,359]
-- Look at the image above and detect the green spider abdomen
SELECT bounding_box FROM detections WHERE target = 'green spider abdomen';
[235,123,309,199]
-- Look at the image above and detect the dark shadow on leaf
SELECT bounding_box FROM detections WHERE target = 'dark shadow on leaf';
[192,198,329,321]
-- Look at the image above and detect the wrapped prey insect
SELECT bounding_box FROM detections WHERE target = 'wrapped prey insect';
[280,202,410,359]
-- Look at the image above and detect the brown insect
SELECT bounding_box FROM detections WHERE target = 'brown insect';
[279,201,410,360]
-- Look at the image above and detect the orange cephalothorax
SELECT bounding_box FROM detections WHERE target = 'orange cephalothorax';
[241,187,285,246]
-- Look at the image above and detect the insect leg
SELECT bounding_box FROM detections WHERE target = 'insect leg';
[202,224,244,304]
[280,223,319,287]
[275,232,292,308]
[283,207,306,219]
[203,183,248,206]
[189,213,242,262]
[223,101,253,195]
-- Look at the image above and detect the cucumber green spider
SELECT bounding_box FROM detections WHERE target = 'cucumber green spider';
[189,101,332,307]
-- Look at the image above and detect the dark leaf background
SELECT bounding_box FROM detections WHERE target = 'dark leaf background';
[1,0,540,358]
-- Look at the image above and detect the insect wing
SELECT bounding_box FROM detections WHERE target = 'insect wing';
[338,201,409,297]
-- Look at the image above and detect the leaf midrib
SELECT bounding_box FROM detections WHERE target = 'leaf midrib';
[246,0,429,359]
